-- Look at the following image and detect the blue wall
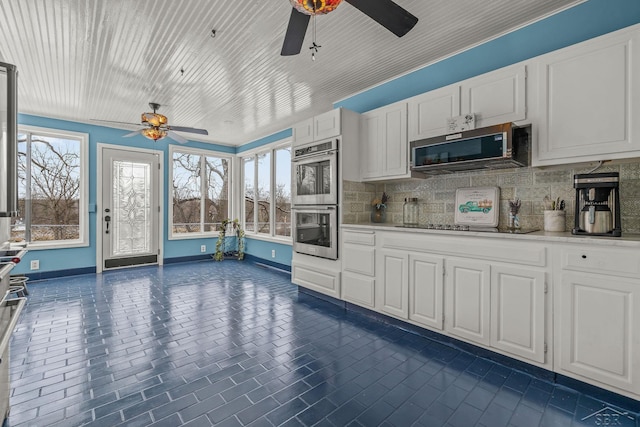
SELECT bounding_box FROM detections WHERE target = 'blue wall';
[13,0,640,276]
[12,114,234,275]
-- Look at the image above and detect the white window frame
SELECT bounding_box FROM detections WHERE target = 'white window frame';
[17,125,89,249]
[240,139,292,244]
[168,145,233,240]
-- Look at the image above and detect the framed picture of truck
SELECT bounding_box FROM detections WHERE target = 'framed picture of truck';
[454,187,500,227]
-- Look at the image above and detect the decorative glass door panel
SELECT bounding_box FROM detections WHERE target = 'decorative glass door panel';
[112,161,151,255]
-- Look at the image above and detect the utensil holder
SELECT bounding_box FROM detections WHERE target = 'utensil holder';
[544,210,565,232]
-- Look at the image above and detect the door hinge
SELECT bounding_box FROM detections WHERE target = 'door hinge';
[158,249,160,255]
[544,342,548,353]
[544,282,548,294]
[158,206,161,212]
[442,266,446,277]
[158,163,161,170]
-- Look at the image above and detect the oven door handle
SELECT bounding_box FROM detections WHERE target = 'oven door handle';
[0,297,27,359]
[291,206,336,210]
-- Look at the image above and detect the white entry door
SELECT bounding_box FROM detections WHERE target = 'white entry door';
[101,147,161,270]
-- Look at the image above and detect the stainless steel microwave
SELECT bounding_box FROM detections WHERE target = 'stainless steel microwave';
[410,123,530,174]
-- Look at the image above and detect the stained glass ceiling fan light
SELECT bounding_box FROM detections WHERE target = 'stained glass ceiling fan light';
[140,127,167,141]
[289,0,343,15]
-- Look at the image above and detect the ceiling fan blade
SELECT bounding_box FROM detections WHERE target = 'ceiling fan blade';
[91,119,143,127]
[168,125,209,135]
[345,0,418,37]
[123,129,143,138]
[167,130,188,144]
[281,7,311,56]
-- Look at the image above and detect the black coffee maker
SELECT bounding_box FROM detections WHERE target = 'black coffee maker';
[572,172,621,237]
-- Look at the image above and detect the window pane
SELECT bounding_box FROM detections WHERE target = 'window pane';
[257,152,271,234]
[275,147,291,237]
[243,157,255,232]
[12,134,27,242]
[172,152,201,233]
[24,134,81,242]
[204,155,229,231]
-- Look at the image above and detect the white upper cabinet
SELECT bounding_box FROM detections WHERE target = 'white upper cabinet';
[291,118,314,146]
[292,108,342,146]
[407,65,526,142]
[534,26,640,166]
[361,102,409,181]
[460,65,527,128]
[408,85,460,141]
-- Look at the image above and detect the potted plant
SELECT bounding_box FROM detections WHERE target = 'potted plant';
[213,218,245,261]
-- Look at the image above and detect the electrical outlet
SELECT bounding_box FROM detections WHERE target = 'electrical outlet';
[271,249,276,258]
[200,245,206,253]
[30,260,40,270]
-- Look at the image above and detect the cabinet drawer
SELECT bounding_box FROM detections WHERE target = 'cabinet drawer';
[561,247,640,278]
[292,264,340,297]
[343,230,375,246]
[342,272,375,308]
[342,244,375,276]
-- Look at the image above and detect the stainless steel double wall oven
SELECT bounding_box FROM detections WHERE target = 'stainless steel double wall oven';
[291,138,339,260]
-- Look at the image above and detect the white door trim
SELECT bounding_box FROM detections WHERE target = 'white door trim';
[96,143,164,273]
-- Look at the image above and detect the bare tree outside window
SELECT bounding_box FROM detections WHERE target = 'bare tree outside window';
[275,147,291,237]
[242,145,291,238]
[172,152,202,233]
[257,152,271,234]
[244,157,255,232]
[13,133,81,242]
[172,150,230,235]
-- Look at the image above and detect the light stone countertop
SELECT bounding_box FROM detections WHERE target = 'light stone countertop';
[341,222,640,248]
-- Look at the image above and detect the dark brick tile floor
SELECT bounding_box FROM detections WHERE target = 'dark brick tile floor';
[6,261,639,426]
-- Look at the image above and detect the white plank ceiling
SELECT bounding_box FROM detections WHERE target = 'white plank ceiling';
[0,0,582,146]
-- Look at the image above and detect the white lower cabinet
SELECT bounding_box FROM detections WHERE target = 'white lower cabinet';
[409,253,444,330]
[292,252,341,299]
[378,249,409,318]
[341,230,376,308]
[491,265,546,363]
[556,271,640,395]
[444,258,491,346]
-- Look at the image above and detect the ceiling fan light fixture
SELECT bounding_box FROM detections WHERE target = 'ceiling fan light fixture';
[142,112,168,127]
[290,0,342,15]
[141,127,167,141]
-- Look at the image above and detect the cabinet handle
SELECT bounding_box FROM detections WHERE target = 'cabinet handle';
[581,255,587,259]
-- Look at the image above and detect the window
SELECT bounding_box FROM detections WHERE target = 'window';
[242,143,291,238]
[14,126,88,247]
[170,147,231,237]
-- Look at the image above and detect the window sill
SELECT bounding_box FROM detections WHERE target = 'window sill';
[244,233,292,246]
[24,241,89,250]
[169,233,219,241]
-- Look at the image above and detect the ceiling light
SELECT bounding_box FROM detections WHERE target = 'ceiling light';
[290,0,343,15]
[142,112,168,128]
[141,127,167,141]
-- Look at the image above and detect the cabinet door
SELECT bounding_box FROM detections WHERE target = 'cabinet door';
[460,65,526,128]
[314,109,341,141]
[409,253,444,330]
[491,265,546,363]
[445,258,491,346]
[361,103,408,180]
[292,118,314,146]
[535,30,640,164]
[408,85,460,140]
[378,249,408,319]
[557,271,640,395]
[361,112,383,180]
[381,103,408,177]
